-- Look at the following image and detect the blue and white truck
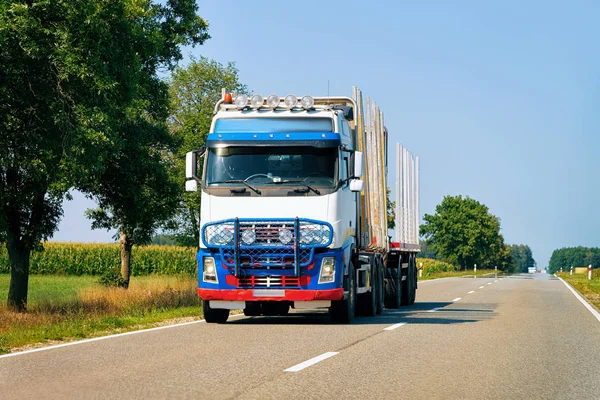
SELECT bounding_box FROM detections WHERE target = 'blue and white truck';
[185,87,420,323]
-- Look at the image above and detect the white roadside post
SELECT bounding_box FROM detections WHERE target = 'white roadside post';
[560,267,563,273]
[494,265,497,278]
[474,263,477,276]
[588,265,593,280]
[419,262,423,278]
[570,266,573,276]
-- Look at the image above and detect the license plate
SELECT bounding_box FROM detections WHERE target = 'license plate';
[253,289,285,297]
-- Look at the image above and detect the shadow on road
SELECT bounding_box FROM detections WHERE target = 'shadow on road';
[226,301,497,326]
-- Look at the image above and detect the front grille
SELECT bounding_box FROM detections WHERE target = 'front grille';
[237,275,309,288]
[202,218,333,276]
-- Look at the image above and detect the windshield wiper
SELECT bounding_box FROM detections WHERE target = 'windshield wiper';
[266,180,321,195]
[209,180,261,195]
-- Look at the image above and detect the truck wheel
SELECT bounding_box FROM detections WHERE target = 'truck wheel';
[244,302,262,316]
[375,256,384,315]
[384,262,402,309]
[402,254,416,306]
[409,255,417,305]
[330,261,356,323]
[357,256,377,317]
[262,302,290,316]
[203,300,229,323]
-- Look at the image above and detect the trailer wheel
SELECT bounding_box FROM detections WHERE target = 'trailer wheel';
[384,261,402,309]
[203,300,229,323]
[330,261,356,323]
[402,254,416,306]
[358,256,377,317]
[375,256,384,315]
[409,254,417,305]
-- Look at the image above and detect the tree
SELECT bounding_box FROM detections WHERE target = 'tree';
[386,187,395,230]
[549,246,600,273]
[83,119,181,288]
[0,0,208,310]
[420,195,504,269]
[509,244,536,273]
[165,57,248,246]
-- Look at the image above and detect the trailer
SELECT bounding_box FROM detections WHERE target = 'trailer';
[185,87,420,323]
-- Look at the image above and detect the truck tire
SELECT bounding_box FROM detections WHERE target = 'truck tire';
[375,256,384,315]
[401,254,416,306]
[330,261,356,323]
[409,254,417,305]
[203,300,229,323]
[357,255,377,317]
[384,263,402,309]
[244,302,262,316]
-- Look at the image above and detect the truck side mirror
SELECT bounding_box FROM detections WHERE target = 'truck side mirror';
[185,147,205,192]
[353,151,363,178]
[349,179,364,192]
[185,151,197,179]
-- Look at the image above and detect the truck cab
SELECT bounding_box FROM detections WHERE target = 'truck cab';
[186,94,364,322]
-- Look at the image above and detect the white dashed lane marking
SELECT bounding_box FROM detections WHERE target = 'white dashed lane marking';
[284,352,339,372]
[384,322,407,331]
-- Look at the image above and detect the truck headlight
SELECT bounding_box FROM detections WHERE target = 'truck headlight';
[203,257,218,283]
[279,229,293,245]
[319,257,335,284]
[241,229,256,245]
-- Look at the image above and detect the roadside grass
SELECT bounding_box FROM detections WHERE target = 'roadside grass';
[418,269,504,281]
[0,274,202,355]
[557,272,600,311]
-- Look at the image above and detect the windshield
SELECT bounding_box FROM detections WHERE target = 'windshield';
[205,146,337,187]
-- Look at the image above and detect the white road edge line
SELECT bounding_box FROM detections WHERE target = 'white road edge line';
[558,277,600,323]
[427,307,441,313]
[0,314,244,359]
[284,352,339,372]
[452,297,461,302]
[467,291,475,294]
[384,322,407,331]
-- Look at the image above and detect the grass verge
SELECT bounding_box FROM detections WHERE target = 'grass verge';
[418,269,504,281]
[0,274,202,355]
[557,272,600,311]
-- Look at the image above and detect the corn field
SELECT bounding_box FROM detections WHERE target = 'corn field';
[0,243,198,276]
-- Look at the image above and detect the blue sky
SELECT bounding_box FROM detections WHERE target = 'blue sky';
[53,0,600,268]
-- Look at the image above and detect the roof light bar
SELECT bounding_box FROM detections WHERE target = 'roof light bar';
[284,95,298,109]
[267,94,280,109]
[301,95,314,109]
[234,94,248,109]
[250,94,264,108]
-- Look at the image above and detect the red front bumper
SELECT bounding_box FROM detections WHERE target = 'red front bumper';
[197,288,344,302]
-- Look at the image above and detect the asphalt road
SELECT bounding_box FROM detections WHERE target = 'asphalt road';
[2,273,599,400]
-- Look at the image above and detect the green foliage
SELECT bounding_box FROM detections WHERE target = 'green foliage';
[509,244,536,273]
[151,234,178,246]
[386,187,395,230]
[420,195,509,269]
[416,258,457,276]
[99,268,127,288]
[418,239,437,260]
[164,57,249,245]
[549,247,600,273]
[0,243,198,276]
[0,0,208,309]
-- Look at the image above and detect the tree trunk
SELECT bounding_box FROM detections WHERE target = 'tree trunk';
[120,232,133,289]
[7,233,31,312]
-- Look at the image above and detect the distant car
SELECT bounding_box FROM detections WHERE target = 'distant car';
[528,267,536,274]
